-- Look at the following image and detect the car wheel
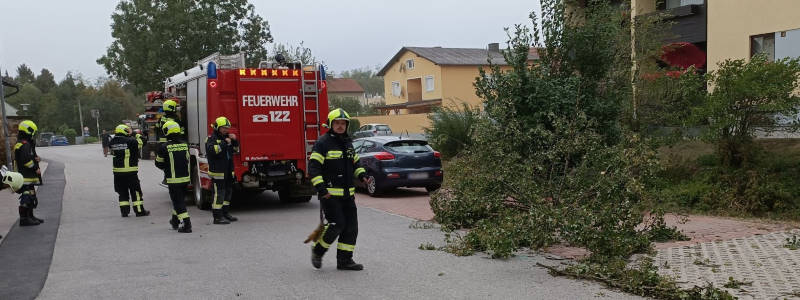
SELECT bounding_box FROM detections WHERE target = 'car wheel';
[366,175,382,197]
[425,184,441,193]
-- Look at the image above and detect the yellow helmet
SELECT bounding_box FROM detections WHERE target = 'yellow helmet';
[162,120,181,136]
[326,108,350,128]
[163,99,178,112]
[212,116,231,129]
[2,170,24,192]
[115,124,131,135]
[18,120,38,136]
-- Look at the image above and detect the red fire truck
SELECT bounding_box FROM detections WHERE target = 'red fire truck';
[160,53,329,209]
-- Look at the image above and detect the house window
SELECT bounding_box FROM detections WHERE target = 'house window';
[425,76,434,92]
[391,81,401,97]
[751,33,776,61]
[406,59,415,70]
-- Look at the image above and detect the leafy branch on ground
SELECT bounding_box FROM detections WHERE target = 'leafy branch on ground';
[538,258,735,300]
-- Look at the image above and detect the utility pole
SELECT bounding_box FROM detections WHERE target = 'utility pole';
[77,98,85,137]
[0,65,12,169]
[91,109,101,137]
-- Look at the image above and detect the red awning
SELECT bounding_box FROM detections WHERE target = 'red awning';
[661,42,706,69]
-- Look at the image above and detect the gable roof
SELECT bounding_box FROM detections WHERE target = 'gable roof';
[377,46,540,76]
[327,78,365,93]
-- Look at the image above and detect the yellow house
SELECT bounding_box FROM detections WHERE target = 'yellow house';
[356,44,538,133]
[629,0,800,71]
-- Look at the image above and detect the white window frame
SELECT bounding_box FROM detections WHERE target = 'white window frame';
[406,59,415,70]
[425,75,434,92]
[391,81,401,97]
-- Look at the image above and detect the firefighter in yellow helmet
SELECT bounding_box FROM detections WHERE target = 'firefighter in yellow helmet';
[156,121,192,233]
[14,120,44,226]
[157,99,184,143]
[205,116,239,224]
[110,124,149,217]
[308,108,368,270]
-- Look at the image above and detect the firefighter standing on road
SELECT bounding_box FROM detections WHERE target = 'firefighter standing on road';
[110,124,150,217]
[205,116,239,224]
[309,108,368,271]
[155,121,192,233]
[14,120,44,226]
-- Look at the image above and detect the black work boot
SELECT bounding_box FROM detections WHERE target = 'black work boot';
[222,206,238,222]
[311,248,323,269]
[134,206,150,217]
[212,210,230,224]
[337,258,364,271]
[120,205,130,217]
[169,215,179,230]
[29,208,44,223]
[178,218,192,233]
[19,207,40,226]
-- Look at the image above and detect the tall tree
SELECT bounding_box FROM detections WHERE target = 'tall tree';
[34,68,56,94]
[97,0,274,92]
[15,64,35,84]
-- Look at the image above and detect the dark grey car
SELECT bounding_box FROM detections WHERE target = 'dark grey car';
[353,136,443,196]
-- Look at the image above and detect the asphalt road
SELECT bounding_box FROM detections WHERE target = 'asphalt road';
[10,144,642,299]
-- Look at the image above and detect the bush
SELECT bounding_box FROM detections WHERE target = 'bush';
[85,136,99,143]
[423,103,480,159]
[696,55,800,168]
[657,140,800,218]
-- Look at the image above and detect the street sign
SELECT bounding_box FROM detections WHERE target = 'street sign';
[91,109,99,118]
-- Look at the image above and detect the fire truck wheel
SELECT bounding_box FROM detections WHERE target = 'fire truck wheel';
[196,188,212,210]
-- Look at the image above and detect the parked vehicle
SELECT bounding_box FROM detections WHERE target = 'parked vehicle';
[50,135,69,146]
[352,123,392,138]
[353,136,443,196]
[37,132,54,147]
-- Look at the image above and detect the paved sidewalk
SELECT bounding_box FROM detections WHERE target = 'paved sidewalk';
[355,187,435,221]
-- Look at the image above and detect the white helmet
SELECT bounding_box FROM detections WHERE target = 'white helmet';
[1,166,24,192]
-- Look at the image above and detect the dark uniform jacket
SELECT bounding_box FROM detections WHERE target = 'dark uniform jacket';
[155,138,190,184]
[308,132,366,198]
[205,131,239,180]
[109,135,139,173]
[14,137,40,185]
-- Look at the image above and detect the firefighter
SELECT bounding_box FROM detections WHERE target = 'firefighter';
[14,120,44,226]
[134,129,144,157]
[205,116,239,224]
[309,108,368,271]
[157,99,183,143]
[110,124,150,217]
[155,121,192,233]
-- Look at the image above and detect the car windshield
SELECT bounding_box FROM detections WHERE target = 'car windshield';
[376,125,391,131]
[384,141,430,153]
[54,136,66,139]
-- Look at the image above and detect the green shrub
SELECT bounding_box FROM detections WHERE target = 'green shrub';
[423,103,480,159]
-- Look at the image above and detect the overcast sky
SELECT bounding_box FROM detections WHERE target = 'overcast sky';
[0,0,539,82]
